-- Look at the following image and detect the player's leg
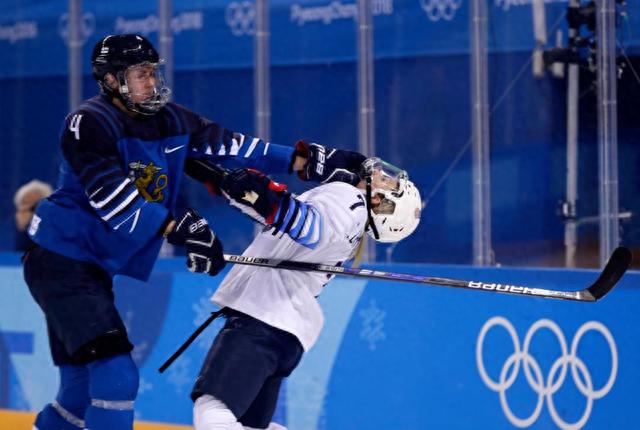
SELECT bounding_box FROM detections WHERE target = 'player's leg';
[27,248,92,430]
[238,323,302,430]
[191,310,282,430]
[24,246,136,430]
[237,375,283,430]
[33,364,90,430]
[192,396,287,430]
[192,378,289,430]
[193,395,244,430]
[84,352,139,430]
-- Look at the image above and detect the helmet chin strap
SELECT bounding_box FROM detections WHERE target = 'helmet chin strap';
[101,73,134,111]
[365,176,380,240]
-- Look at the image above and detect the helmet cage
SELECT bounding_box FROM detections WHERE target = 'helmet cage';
[116,60,171,115]
[361,157,421,243]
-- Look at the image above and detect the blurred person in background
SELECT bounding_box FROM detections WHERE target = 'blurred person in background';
[13,179,53,251]
[22,33,365,430]
[189,159,421,430]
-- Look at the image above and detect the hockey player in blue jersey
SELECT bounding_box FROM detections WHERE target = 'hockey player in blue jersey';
[22,34,365,430]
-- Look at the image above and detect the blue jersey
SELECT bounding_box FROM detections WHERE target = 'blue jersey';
[29,95,294,280]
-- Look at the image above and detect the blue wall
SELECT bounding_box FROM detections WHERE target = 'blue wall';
[1,254,639,428]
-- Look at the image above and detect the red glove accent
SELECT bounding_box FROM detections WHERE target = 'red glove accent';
[265,203,279,225]
[290,140,310,177]
[246,168,288,192]
[205,182,218,196]
[246,168,265,176]
[294,140,310,158]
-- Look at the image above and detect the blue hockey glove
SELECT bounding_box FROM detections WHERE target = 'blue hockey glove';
[167,209,225,276]
[294,140,366,185]
[219,168,289,225]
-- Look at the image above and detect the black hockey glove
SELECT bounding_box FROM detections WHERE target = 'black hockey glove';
[219,168,289,225]
[293,140,366,186]
[167,209,226,276]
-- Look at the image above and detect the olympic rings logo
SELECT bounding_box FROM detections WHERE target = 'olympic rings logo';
[58,12,95,45]
[226,1,256,37]
[419,0,462,22]
[476,317,617,429]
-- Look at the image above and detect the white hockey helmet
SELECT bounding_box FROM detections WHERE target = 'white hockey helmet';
[361,157,422,243]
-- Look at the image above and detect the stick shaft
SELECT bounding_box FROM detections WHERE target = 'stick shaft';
[223,254,588,301]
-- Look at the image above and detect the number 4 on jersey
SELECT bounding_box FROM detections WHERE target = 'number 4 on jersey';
[69,114,83,140]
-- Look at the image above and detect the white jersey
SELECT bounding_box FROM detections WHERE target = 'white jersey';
[212,181,368,351]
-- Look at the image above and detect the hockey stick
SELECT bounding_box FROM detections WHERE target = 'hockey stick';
[158,248,631,372]
[158,308,225,373]
[223,246,632,302]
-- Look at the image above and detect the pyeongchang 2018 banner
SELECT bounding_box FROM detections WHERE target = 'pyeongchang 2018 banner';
[1,0,639,79]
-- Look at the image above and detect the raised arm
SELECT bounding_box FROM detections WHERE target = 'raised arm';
[182,113,365,186]
[189,163,323,249]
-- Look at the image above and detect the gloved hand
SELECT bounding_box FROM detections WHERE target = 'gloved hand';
[219,168,289,225]
[166,208,225,276]
[293,140,366,185]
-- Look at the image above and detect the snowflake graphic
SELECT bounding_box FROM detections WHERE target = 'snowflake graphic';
[191,289,224,350]
[167,356,193,395]
[131,340,149,364]
[192,289,215,322]
[359,299,386,350]
[123,310,135,332]
[122,309,149,364]
[138,376,153,395]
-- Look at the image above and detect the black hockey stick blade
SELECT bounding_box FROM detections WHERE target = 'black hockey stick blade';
[582,246,632,302]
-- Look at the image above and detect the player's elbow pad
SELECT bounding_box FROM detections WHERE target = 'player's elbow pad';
[270,197,322,249]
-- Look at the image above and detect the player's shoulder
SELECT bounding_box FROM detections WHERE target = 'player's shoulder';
[163,102,209,132]
[68,96,124,132]
[315,181,362,197]
[72,95,121,120]
[163,101,190,118]
[61,96,123,146]
[304,182,367,238]
[304,182,367,215]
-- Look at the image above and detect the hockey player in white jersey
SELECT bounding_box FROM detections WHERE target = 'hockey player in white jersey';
[189,157,422,430]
